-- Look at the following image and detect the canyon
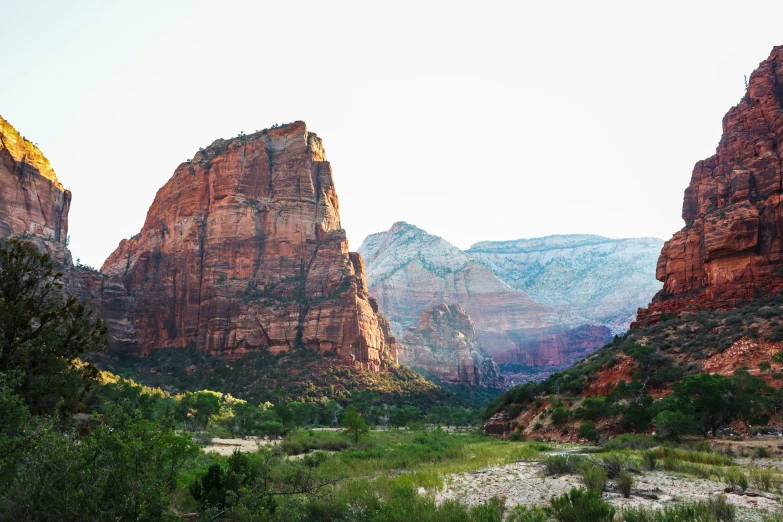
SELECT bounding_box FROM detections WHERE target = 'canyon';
[359,223,661,383]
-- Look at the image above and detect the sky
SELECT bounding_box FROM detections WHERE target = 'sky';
[1,1,782,268]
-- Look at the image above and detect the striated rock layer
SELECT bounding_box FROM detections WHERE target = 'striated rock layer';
[358,222,614,378]
[101,122,396,371]
[637,46,783,324]
[400,304,501,388]
[468,235,662,334]
[0,115,71,264]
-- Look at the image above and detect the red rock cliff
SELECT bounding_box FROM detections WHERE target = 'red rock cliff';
[400,304,501,388]
[101,122,396,371]
[637,46,783,323]
[0,115,71,264]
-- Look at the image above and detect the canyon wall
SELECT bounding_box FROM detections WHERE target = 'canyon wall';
[400,304,501,388]
[101,122,396,371]
[637,46,783,323]
[0,115,71,264]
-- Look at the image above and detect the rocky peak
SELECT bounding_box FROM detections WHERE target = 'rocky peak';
[637,46,783,323]
[0,114,71,264]
[400,304,501,388]
[100,121,396,370]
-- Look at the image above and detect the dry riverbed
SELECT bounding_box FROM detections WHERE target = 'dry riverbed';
[435,460,782,520]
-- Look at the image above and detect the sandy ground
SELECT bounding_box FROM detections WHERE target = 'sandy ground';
[203,437,280,456]
[435,460,782,520]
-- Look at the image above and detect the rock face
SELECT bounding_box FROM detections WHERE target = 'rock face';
[637,46,783,323]
[358,223,615,380]
[0,115,71,264]
[468,235,663,334]
[101,122,396,371]
[400,304,501,388]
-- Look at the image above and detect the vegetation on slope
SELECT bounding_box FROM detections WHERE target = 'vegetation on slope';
[487,293,783,440]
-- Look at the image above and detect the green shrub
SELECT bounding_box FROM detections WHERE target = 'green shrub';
[723,467,749,490]
[600,454,626,478]
[749,466,781,492]
[578,421,599,443]
[551,407,570,426]
[544,455,584,476]
[509,430,526,442]
[548,488,614,522]
[616,471,634,498]
[620,495,734,522]
[754,446,773,458]
[602,434,656,451]
[642,450,657,471]
[580,464,607,492]
[507,505,550,522]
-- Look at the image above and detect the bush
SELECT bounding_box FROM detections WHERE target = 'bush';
[723,467,749,490]
[602,434,657,451]
[581,464,607,492]
[544,455,584,476]
[507,505,550,522]
[578,421,599,443]
[754,446,773,459]
[642,450,657,471]
[509,430,526,441]
[551,407,570,426]
[621,495,735,522]
[600,454,626,478]
[616,471,634,498]
[548,488,615,522]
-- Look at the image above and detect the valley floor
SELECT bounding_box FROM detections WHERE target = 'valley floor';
[436,458,780,520]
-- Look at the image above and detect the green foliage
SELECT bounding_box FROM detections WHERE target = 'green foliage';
[551,406,570,426]
[341,406,370,444]
[548,488,615,522]
[620,494,735,521]
[616,471,634,498]
[280,431,349,456]
[578,421,599,442]
[580,463,607,492]
[0,239,107,415]
[544,454,584,476]
[653,410,696,440]
[0,405,198,521]
[507,505,551,522]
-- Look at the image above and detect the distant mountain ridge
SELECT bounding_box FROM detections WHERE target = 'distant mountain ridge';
[468,234,663,334]
[358,223,662,383]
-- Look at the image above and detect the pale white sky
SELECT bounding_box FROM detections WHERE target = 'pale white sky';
[1,1,781,268]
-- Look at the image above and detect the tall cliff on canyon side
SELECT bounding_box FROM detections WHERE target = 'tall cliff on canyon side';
[400,304,501,388]
[358,222,613,377]
[101,122,396,371]
[0,115,71,264]
[468,235,662,333]
[638,46,783,323]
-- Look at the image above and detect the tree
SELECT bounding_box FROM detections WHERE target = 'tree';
[652,410,695,441]
[341,406,369,444]
[180,390,222,429]
[578,421,600,443]
[0,239,106,415]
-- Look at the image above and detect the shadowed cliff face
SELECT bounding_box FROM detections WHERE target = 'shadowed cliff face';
[101,122,396,371]
[0,115,71,264]
[637,46,783,324]
[400,304,501,388]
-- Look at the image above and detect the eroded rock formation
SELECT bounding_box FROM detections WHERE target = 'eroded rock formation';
[637,46,783,323]
[0,115,71,264]
[358,223,614,379]
[101,122,396,370]
[400,304,501,388]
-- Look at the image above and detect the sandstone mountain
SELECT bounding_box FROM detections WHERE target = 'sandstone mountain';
[358,223,626,382]
[637,45,783,323]
[400,304,501,388]
[0,115,71,264]
[100,122,396,371]
[468,235,663,334]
